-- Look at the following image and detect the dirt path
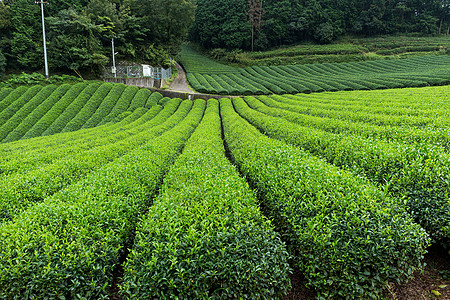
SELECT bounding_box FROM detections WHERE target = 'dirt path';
[168,63,193,93]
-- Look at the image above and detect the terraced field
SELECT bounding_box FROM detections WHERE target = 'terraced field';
[0,82,164,143]
[0,83,449,299]
[180,46,450,95]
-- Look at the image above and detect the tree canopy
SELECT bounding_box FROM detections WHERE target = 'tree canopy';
[0,0,196,76]
[191,0,450,50]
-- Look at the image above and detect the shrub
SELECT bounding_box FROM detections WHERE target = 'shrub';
[0,100,206,299]
[220,98,429,299]
[122,99,291,299]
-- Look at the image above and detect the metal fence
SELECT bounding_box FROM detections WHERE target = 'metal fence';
[104,65,172,79]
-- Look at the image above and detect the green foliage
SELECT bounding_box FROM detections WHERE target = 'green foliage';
[41,83,101,136]
[0,105,163,177]
[192,0,450,50]
[192,0,250,49]
[121,99,291,298]
[81,83,126,129]
[0,72,82,88]
[0,85,56,142]
[61,83,114,133]
[98,85,138,125]
[0,50,5,77]
[220,97,429,299]
[128,88,152,111]
[0,99,188,223]
[234,95,450,245]
[145,91,163,108]
[181,46,450,95]
[3,85,72,142]
[0,99,205,298]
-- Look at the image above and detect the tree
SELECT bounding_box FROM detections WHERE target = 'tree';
[192,0,250,49]
[125,0,196,56]
[247,0,263,51]
[46,9,108,73]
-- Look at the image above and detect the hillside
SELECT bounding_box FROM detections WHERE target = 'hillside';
[0,84,448,298]
[0,83,164,143]
[179,45,450,95]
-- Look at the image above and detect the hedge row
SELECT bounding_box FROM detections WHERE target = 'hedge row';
[99,85,139,125]
[196,73,221,94]
[233,97,450,245]
[0,85,57,142]
[0,85,42,127]
[273,94,443,128]
[254,95,450,149]
[61,83,114,133]
[0,85,28,114]
[0,100,206,299]
[280,90,448,117]
[0,97,165,156]
[121,99,291,299]
[184,52,450,95]
[0,99,189,222]
[0,87,13,103]
[247,43,364,59]
[81,83,126,129]
[220,98,429,299]
[41,83,101,136]
[0,106,162,178]
[22,83,88,139]
[3,85,72,142]
[129,88,151,111]
[145,91,163,108]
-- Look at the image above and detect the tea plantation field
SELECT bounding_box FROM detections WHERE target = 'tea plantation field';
[180,46,450,95]
[0,83,449,299]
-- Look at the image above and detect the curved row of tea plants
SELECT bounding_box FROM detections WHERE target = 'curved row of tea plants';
[253,94,450,149]
[122,99,291,298]
[0,106,160,179]
[233,97,450,245]
[220,97,429,299]
[0,100,206,299]
[0,99,190,222]
[181,46,450,95]
[0,83,159,143]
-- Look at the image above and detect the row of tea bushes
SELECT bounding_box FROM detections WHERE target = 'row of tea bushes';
[21,83,89,139]
[2,84,72,142]
[121,99,291,298]
[0,85,57,141]
[233,98,450,245]
[41,83,101,136]
[0,100,206,299]
[182,47,450,95]
[220,98,429,299]
[0,83,160,143]
[253,96,450,149]
[61,83,114,133]
[270,95,443,128]
[81,83,126,129]
[0,85,28,113]
[98,85,139,125]
[0,99,190,222]
[0,106,161,178]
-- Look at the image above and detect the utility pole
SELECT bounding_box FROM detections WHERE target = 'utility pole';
[111,38,117,78]
[36,1,49,79]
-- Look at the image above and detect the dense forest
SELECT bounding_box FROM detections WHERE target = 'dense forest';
[0,0,449,77]
[192,0,450,49]
[0,0,196,75]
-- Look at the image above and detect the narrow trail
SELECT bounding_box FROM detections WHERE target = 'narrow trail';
[167,63,193,93]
